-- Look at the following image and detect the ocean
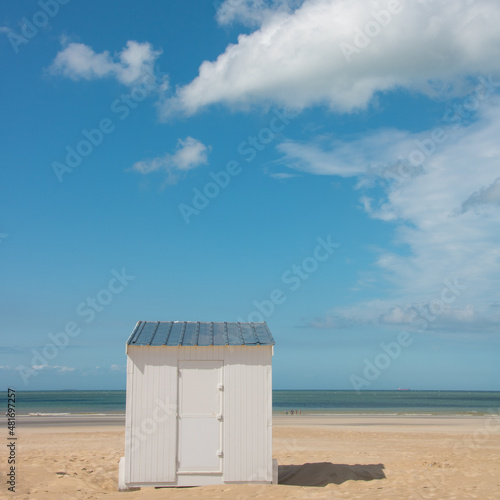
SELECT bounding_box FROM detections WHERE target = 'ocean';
[3,390,500,416]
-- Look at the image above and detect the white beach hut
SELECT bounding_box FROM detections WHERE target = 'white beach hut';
[119,321,277,490]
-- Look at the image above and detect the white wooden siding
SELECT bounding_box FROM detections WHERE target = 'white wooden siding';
[223,346,273,482]
[125,345,273,485]
[125,347,178,484]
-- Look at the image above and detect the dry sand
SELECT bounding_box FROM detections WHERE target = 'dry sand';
[5,414,500,499]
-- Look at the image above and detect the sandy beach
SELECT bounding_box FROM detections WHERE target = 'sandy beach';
[6,414,500,499]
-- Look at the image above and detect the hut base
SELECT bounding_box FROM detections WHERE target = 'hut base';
[118,457,140,492]
[119,457,277,489]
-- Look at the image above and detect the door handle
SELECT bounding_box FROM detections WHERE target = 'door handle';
[217,413,223,421]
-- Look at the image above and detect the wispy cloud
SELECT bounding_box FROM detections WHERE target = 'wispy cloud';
[268,172,298,180]
[286,98,500,336]
[457,177,500,215]
[311,300,500,337]
[215,0,301,27]
[32,365,75,373]
[131,136,210,184]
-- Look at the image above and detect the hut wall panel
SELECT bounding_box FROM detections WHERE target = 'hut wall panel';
[125,345,273,485]
[124,355,134,480]
[126,347,177,483]
[223,346,273,482]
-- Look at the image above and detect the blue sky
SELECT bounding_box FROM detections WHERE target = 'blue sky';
[1,0,500,391]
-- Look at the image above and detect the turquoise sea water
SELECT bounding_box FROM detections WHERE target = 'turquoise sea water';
[2,390,500,416]
[272,390,500,415]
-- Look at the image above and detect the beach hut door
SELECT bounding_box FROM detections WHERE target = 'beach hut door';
[177,360,223,474]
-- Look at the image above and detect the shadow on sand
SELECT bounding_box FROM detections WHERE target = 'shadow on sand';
[278,462,386,487]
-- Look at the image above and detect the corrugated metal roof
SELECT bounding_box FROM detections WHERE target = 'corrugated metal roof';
[126,321,275,347]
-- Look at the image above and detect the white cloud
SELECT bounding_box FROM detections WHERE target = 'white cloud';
[458,177,500,214]
[163,0,500,117]
[268,172,298,179]
[289,96,500,335]
[381,306,416,325]
[277,129,405,177]
[32,364,49,371]
[215,0,301,27]
[131,137,210,184]
[57,366,75,373]
[32,364,75,373]
[314,300,500,337]
[50,40,161,86]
